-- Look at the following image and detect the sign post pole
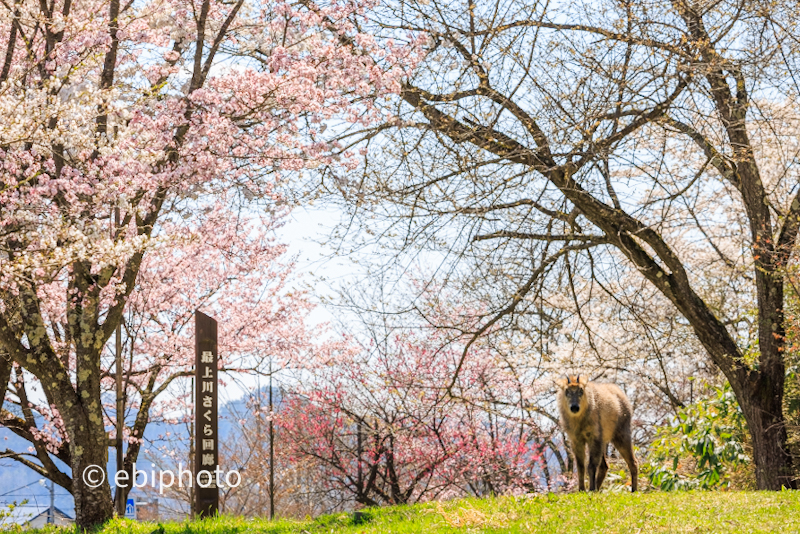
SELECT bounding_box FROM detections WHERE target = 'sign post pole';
[194,310,219,517]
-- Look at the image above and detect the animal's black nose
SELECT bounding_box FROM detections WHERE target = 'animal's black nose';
[570,406,579,413]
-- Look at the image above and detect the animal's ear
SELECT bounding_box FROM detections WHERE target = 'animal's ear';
[555,376,568,389]
[578,375,588,385]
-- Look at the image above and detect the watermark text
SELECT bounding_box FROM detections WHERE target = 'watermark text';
[82,463,241,493]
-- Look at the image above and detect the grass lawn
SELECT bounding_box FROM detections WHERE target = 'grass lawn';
[23,491,800,533]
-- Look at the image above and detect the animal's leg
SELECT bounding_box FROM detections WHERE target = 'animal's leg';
[595,450,609,490]
[573,440,586,491]
[588,440,604,491]
[613,436,639,492]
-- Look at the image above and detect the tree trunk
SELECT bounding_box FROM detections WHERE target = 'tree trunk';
[70,427,114,529]
[0,353,11,407]
[72,446,114,530]
[735,371,796,490]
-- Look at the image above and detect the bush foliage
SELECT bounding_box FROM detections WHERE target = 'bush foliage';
[645,382,753,490]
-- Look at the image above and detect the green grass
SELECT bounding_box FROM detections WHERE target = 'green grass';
[21,491,800,533]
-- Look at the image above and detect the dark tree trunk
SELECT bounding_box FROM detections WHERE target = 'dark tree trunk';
[733,256,796,489]
[70,432,114,529]
[734,369,795,490]
[0,353,11,405]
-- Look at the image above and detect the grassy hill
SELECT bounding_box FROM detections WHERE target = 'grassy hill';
[23,491,800,533]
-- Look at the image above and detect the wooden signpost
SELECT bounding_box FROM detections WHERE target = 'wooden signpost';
[194,310,219,517]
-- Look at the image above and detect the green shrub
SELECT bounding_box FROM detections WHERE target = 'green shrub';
[644,382,752,491]
[0,500,27,528]
[785,352,800,475]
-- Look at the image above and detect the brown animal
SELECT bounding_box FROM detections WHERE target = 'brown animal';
[556,374,638,492]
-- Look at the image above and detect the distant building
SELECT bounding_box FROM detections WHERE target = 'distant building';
[2,504,74,528]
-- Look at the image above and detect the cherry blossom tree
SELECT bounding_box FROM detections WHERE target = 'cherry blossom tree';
[115,202,323,509]
[0,200,324,520]
[0,0,416,526]
[217,388,337,518]
[278,320,550,509]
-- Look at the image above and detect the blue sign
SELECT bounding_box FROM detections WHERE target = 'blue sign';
[125,498,136,519]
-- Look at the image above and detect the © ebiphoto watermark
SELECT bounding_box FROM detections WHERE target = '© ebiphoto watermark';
[82,463,241,494]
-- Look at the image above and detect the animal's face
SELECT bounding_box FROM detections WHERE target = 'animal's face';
[556,375,589,415]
